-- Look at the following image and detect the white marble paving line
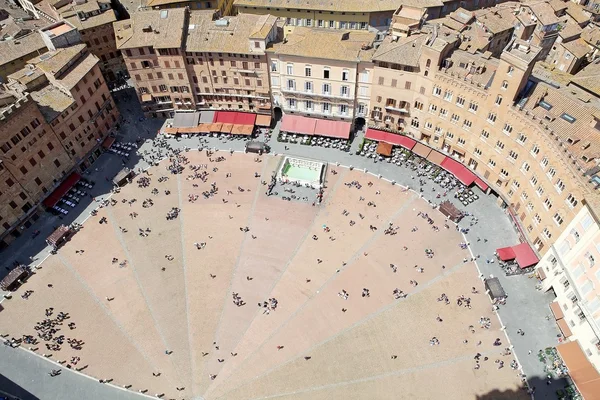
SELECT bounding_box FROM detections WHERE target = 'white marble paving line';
[103,203,185,387]
[203,167,350,397]
[214,254,470,399]
[200,156,271,384]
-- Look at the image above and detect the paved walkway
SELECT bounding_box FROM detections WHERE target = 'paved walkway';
[0,343,150,400]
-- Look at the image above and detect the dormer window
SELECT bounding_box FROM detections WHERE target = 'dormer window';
[561,113,576,123]
[539,100,552,110]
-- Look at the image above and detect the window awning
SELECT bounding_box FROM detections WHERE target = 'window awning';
[557,341,600,400]
[220,123,234,133]
[255,114,272,127]
[42,172,81,208]
[550,301,565,320]
[231,124,254,135]
[474,177,489,191]
[377,142,393,156]
[198,124,211,133]
[208,123,222,132]
[496,246,516,261]
[280,115,317,135]
[426,150,446,166]
[364,129,416,150]
[557,318,573,338]
[412,142,432,158]
[233,112,257,126]
[537,267,547,280]
[101,136,115,149]
[178,126,199,134]
[162,127,178,135]
[440,157,476,186]
[172,111,200,128]
[199,110,215,124]
[213,111,237,124]
[213,111,257,126]
[513,242,539,268]
[314,119,351,139]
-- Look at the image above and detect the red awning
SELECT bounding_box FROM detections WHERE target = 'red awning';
[42,172,81,208]
[513,242,539,269]
[440,157,476,186]
[280,115,316,135]
[213,111,237,124]
[365,128,388,141]
[474,177,489,191]
[102,136,115,149]
[233,112,257,126]
[497,246,516,261]
[364,128,416,149]
[314,120,351,139]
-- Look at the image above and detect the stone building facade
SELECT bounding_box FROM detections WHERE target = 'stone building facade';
[115,9,276,118]
[0,44,119,247]
[267,28,375,122]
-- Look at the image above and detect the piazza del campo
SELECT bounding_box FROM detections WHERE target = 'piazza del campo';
[1,0,600,399]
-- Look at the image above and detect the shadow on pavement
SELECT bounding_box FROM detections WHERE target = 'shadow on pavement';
[476,375,576,400]
[0,373,40,400]
[0,88,153,282]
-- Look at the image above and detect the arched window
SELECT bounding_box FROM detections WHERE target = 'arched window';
[426,59,431,68]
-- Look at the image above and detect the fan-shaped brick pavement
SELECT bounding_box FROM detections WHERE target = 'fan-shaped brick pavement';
[0,152,527,400]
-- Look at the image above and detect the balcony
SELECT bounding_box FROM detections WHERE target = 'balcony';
[230,68,261,75]
[195,92,269,100]
[385,105,410,114]
[281,87,352,101]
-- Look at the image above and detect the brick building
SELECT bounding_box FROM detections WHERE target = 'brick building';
[143,0,235,17]
[233,0,513,33]
[39,0,126,82]
[268,27,375,122]
[0,43,119,247]
[0,32,48,82]
[115,9,277,118]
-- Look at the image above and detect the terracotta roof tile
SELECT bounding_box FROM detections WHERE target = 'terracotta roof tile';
[114,8,186,50]
[570,61,600,97]
[233,0,443,13]
[372,34,427,67]
[186,12,276,54]
[272,27,375,62]
[0,32,47,66]
[562,38,590,59]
